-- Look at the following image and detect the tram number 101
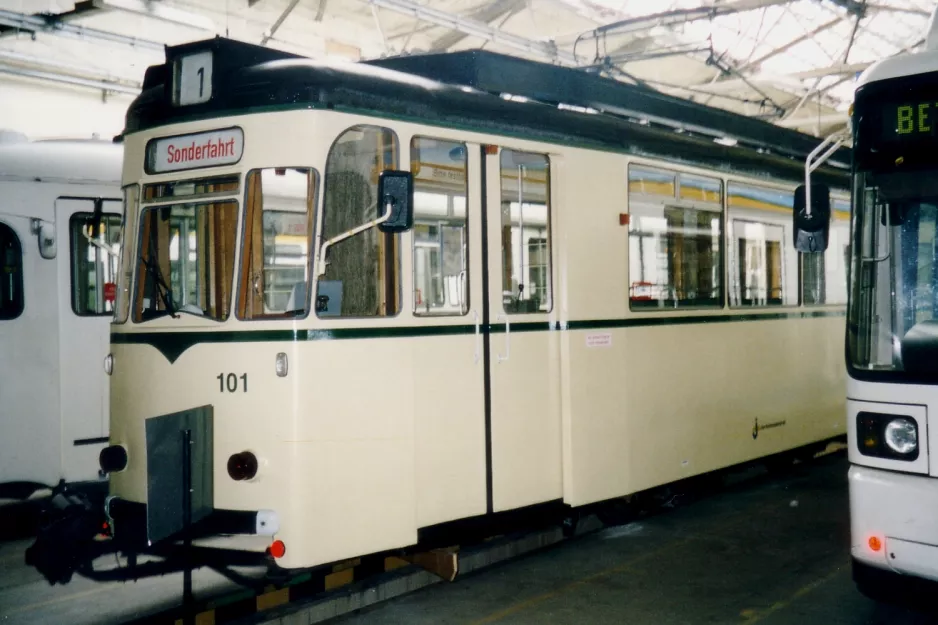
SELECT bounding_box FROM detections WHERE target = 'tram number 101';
[218,373,248,393]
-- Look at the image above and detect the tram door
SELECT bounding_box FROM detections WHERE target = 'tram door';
[483,146,562,512]
[55,198,121,482]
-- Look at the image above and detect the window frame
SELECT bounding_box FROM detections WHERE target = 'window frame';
[627,162,725,312]
[0,221,24,321]
[315,124,403,320]
[132,198,241,323]
[498,147,553,315]
[68,210,122,317]
[725,180,800,309]
[411,135,470,317]
[236,167,320,322]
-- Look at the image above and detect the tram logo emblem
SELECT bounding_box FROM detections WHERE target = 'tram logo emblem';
[752,418,787,440]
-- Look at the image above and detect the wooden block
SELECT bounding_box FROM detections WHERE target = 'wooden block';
[324,567,354,590]
[384,556,409,571]
[195,611,216,625]
[403,548,458,582]
[256,587,289,611]
[332,557,361,573]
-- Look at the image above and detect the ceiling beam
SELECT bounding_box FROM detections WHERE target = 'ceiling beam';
[261,0,302,45]
[728,16,844,76]
[580,0,800,40]
[0,1,100,38]
[428,0,525,52]
[689,62,871,94]
[364,0,577,64]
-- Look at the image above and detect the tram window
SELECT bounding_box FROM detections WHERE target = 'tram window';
[412,137,468,316]
[69,213,122,316]
[628,165,723,309]
[500,149,551,314]
[133,200,239,322]
[318,125,400,318]
[238,168,317,320]
[803,197,849,305]
[727,183,798,307]
[0,223,23,320]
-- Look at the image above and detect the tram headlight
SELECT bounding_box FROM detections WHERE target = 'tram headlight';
[227,451,258,481]
[885,418,918,455]
[104,353,114,376]
[99,445,128,473]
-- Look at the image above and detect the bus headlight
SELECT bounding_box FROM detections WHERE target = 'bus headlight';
[885,418,918,455]
[857,412,919,461]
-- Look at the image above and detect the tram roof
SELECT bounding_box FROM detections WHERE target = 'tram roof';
[125,37,850,188]
[0,136,122,185]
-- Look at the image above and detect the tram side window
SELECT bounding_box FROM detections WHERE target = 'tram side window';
[0,223,23,320]
[412,137,468,316]
[803,197,849,305]
[500,149,551,314]
[70,213,122,315]
[238,168,317,320]
[628,166,723,309]
[318,125,400,318]
[727,183,798,307]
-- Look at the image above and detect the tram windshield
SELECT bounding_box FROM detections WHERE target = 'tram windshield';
[133,200,239,322]
[848,170,938,376]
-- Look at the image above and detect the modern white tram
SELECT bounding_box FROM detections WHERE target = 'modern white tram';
[796,13,938,602]
[27,38,854,584]
[0,131,122,505]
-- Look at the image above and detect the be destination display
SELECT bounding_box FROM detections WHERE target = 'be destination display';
[146,127,244,174]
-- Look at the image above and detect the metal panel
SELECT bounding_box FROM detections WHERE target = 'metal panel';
[145,405,213,544]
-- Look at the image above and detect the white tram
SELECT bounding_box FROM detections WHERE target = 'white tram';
[27,38,853,583]
[795,12,938,601]
[0,131,122,503]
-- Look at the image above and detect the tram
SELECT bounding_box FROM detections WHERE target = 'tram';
[794,12,938,602]
[0,131,122,504]
[27,37,852,584]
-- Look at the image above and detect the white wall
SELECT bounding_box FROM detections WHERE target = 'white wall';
[0,74,132,141]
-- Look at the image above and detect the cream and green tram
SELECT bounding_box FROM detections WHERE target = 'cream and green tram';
[28,38,851,583]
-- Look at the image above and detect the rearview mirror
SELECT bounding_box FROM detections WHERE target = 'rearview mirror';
[793,183,830,253]
[377,170,413,233]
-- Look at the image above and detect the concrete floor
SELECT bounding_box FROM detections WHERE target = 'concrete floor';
[331,455,938,625]
[3,454,938,624]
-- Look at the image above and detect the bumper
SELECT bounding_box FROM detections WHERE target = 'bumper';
[106,497,279,546]
[850,464,938,582]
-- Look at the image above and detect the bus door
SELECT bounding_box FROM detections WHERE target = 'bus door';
[55,198,121,482]
[482,145,562,512]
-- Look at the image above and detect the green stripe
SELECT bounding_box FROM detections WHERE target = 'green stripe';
[111,310,844,363]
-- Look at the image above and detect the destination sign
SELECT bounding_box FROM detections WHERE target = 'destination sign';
[146,127,244,174]
[882,101,938,142]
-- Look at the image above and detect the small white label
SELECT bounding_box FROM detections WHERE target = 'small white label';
[586,333,612,348]
[177,51,213,106]
[148,128,244,173]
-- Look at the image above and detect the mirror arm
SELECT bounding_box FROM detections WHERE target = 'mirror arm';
[804,132,847,217]
[317,200,393,277]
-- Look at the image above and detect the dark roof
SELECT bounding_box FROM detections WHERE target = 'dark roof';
[124,37,850,187]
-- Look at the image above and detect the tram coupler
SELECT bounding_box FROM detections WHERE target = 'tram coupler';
[24,482,114,585]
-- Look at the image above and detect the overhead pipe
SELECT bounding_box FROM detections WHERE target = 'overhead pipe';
[0,49,140,88]
[0,63,140,95]
[0,8,164,52]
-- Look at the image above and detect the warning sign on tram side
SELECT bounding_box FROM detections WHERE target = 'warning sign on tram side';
[586,333,612,348]
[146,127,244,174]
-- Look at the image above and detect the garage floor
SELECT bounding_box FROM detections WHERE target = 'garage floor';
[330,454,938,625]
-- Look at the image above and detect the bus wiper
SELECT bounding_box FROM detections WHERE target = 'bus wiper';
[140,255,178,318]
